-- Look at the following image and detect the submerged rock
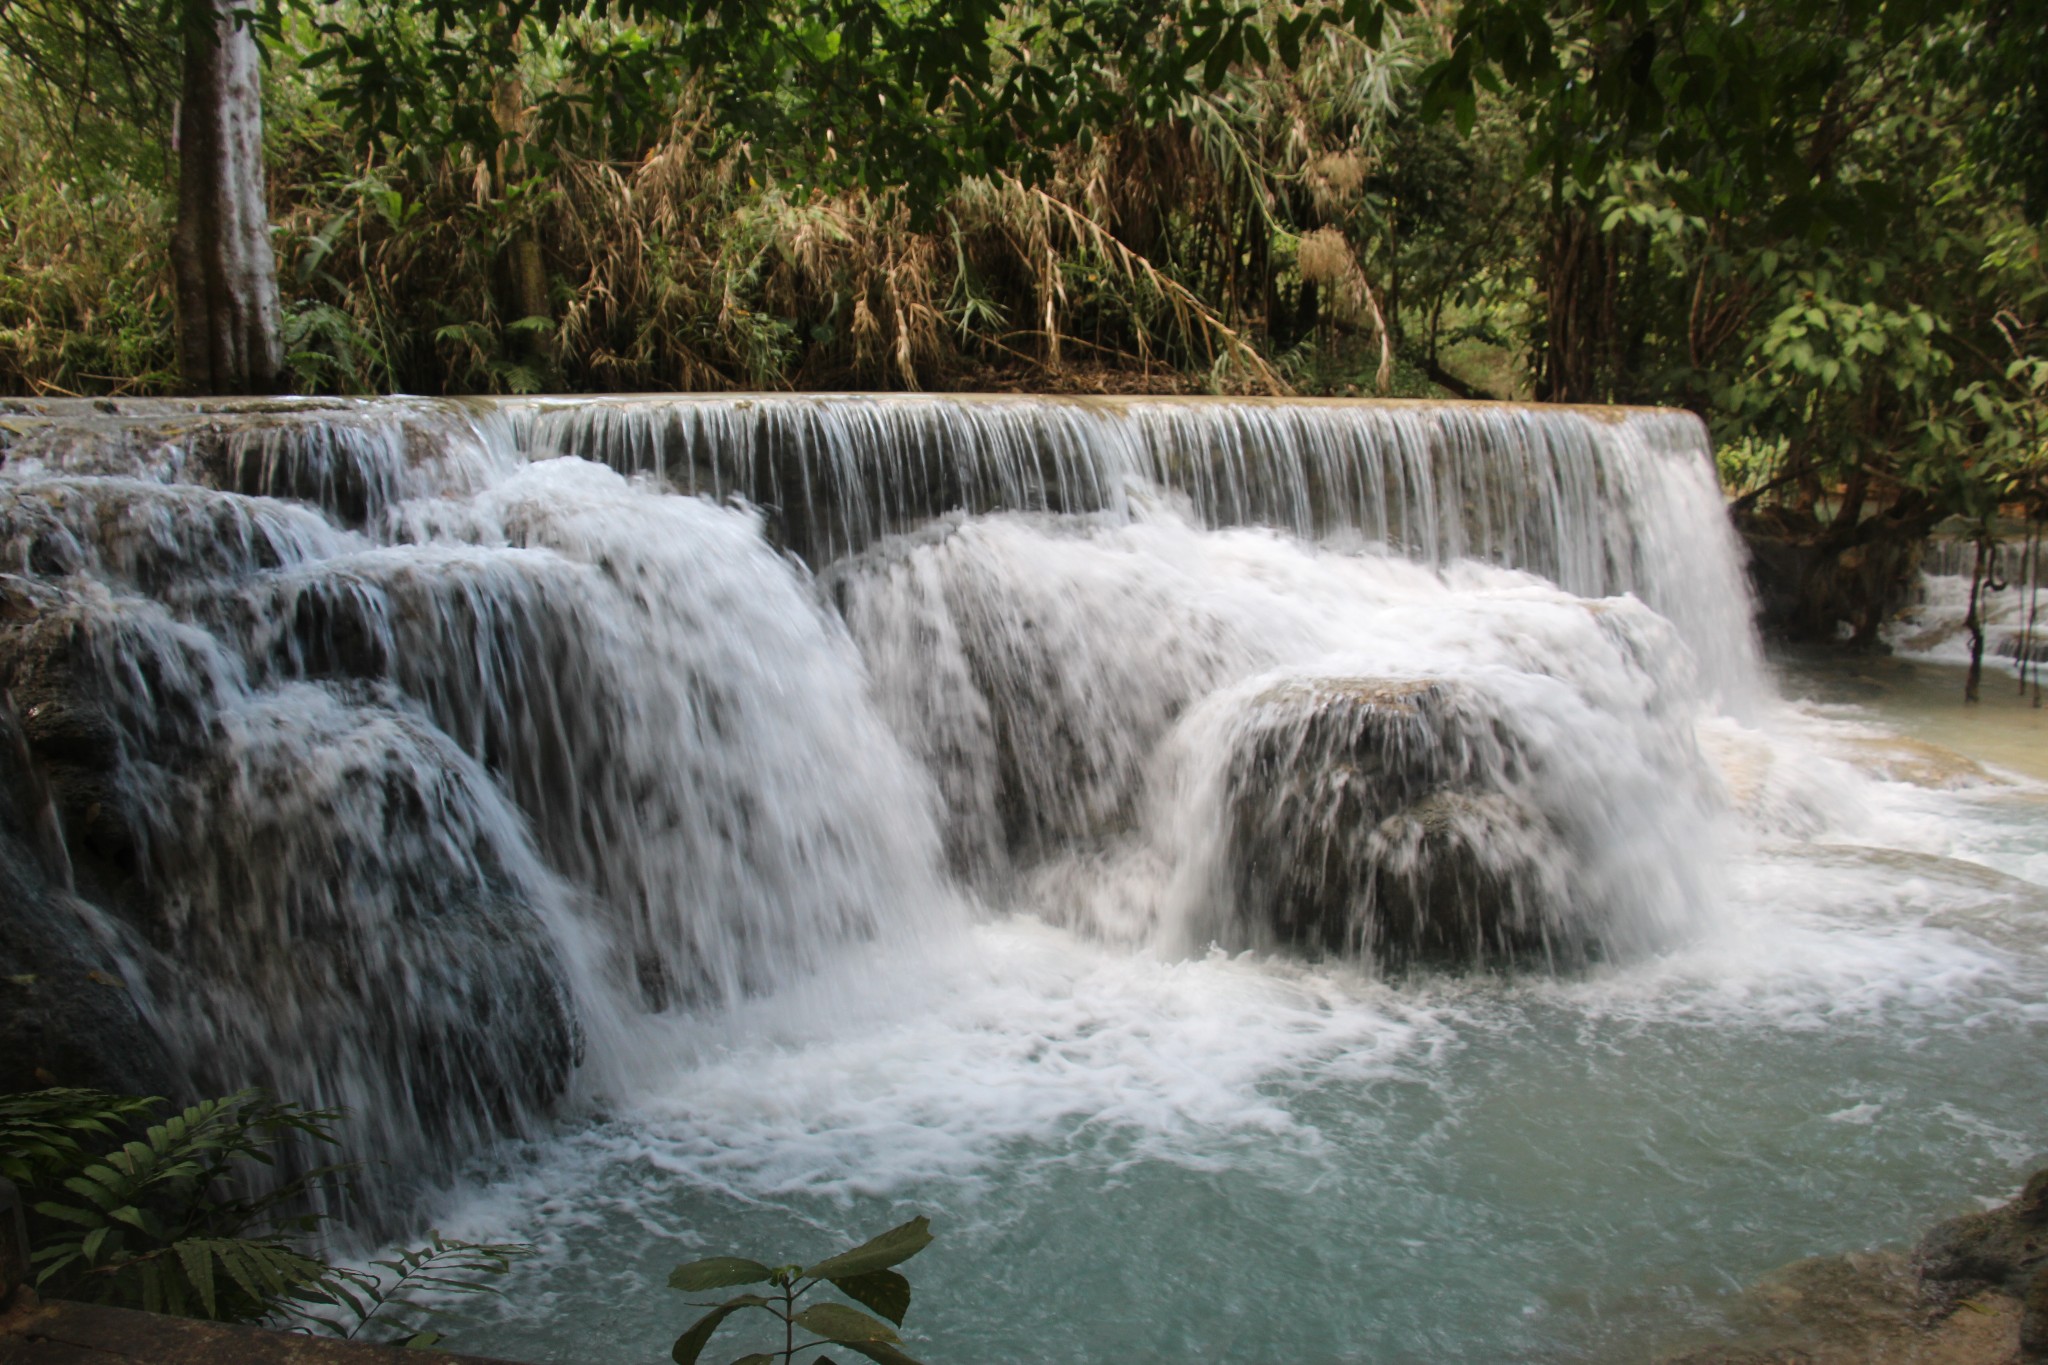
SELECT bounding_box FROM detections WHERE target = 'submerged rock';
[1225,676,1588,969]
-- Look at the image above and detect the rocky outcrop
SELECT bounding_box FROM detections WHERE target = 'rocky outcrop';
[0,397,486,528]
[1658,1167,2048,1364]
[1224,677,1589,969]
[0,819,173,1098]
[0,663,173,1096]
[1918,1167,2048,1359]
[0,557,581,1183]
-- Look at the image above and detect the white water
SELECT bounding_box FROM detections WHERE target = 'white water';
[1889,541,2048,683]
[1,395,2041,1359]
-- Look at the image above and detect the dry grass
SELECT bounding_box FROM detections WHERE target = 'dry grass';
[0,121,177,395]
[2,10,1442,400]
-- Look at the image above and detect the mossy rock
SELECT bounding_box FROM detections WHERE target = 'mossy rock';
[1226,676,1592,969]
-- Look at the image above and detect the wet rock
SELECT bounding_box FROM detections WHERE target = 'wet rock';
[1833,736,2003,790]
[1918,1168,2048,1297]
[1648,1168,2048,1365]
[1996,632,2048,665]
[279,577,394,681]
[2023,1264,2048,1361]
[0,872,174,1097]
[1656,1249,2023,1365]
[1225,676,1587,969]
[131,693,584,1155]
[0,697,174,1097]
[0,565,579,1181]
[0,399,471,528]
[0,593,143,897]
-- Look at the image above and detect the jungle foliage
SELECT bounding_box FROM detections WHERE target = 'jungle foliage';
[0,0,2042,627]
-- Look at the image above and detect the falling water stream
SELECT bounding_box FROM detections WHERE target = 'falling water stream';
[0,395,2041,1361]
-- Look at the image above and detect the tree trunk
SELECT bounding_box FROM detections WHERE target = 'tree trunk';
[1538,210,1602,402]
[172,0,281,395]
[1965,538,1988,704]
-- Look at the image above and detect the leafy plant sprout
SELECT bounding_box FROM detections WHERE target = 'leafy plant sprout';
[669,1216,934,1365]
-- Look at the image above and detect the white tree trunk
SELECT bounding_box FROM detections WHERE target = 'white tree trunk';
[173,0,282,395]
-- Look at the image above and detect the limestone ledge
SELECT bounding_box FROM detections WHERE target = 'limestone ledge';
[1659,1168,2048,1365]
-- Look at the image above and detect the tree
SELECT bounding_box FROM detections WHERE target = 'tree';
[1419,0,2048,642]
[303,0,1411,200]
[0,0,279,393]
[174,0,282,393]
[7,0,1413,394]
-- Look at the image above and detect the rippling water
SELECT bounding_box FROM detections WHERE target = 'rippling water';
[8,396,2039,1361]
[437,653,2047,1364]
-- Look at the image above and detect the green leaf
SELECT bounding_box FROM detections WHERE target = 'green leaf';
[670,1257,775,1292]
[672,1302,749,1365]
[35,1201,104,1228]
[792,1303,899,1344]
[175,1241,218,1318]
[828,1269,911,1326]
[801,1219,932,1281]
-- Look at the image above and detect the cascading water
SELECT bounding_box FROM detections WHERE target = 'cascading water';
[0,394,2039,1360]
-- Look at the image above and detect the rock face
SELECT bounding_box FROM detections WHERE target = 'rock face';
[0,672,173,1097]
[1225,677,1588,969]
[1919,1168,2048,1360]
[0,554,581,1189]
[0,827,174,1099]
[1656,1168,2048,1365]
[1738,515,1925,646]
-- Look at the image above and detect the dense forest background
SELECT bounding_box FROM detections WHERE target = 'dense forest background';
[1,0,2044,638]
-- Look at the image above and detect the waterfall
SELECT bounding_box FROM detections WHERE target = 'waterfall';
[0,393,1755,1202]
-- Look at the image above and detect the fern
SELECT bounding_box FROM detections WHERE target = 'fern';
[0,1088,160,1187]
[8,1088,350,1320]
[2,1085,527,1345]
[284,1232,530,1346]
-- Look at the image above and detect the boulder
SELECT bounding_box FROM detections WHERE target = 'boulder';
[1917,1168,2048,1298]
[0,852,175,1098]
[0,689,174,1097]
[1226,676,1589,969]
[0,570,580,1191]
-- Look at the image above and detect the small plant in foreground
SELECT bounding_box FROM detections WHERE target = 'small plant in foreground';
[287,1231,529,1347]
[1,1087,345,1319]
[669,1215,934,1365]
[0,1087,525,1344]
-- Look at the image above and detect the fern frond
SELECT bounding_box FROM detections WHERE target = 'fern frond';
[327,1234,530,1342]
[0,1089,161,1186]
